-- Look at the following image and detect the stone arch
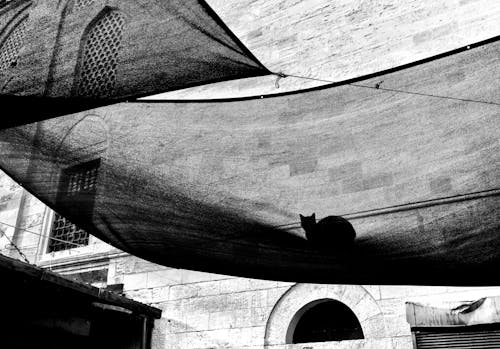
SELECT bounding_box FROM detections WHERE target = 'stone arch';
[264,284,387,347]
[288,298,364,343]
[54,113,110,165]
[44,113,109,203]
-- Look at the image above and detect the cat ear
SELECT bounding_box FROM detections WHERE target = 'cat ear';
[299,214,304,219]
[312,213,316,219]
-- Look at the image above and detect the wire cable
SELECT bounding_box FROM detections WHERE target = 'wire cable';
[273,72,500,107]
[0,221,85,248]
[0,227,31,263]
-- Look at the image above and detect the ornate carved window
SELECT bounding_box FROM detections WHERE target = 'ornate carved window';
[0,17,28,73]
[74,10,125,97]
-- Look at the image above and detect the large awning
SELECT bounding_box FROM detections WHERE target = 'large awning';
[406,297,500,328]
[1,35,499,285]
[0,0,269,128]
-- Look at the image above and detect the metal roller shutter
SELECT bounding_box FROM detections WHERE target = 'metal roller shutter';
[415,328,500,348]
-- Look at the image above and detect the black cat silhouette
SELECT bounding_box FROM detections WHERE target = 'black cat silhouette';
[300,213,356,248]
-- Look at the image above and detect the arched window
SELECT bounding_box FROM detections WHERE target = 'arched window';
[0,17,28,73]
[74,10,125,97]
[289,299,364,344]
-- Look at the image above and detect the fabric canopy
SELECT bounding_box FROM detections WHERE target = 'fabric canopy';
[1,38,499,285]
[406,297,500,328]
[0,0,269,128]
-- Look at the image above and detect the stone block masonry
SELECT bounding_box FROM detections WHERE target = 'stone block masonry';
[111,254,500,349]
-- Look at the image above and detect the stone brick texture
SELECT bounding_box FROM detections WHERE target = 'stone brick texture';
[108,252,500,349]
[0,172,45,262]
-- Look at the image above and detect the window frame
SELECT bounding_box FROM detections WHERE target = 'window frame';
[38,208,106,262]
[46,210,91,253]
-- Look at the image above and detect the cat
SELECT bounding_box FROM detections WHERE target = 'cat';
[300,213,356,249]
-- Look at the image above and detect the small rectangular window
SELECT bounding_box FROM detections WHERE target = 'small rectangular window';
[48,159,100,252]
[56,158,100,217]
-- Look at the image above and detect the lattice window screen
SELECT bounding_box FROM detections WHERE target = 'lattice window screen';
[73,0,96,12]
[0,18,28,73]
[48,214,89,252]
[74,11,125,97]
[67,166,99,196]
[47,159,100,252]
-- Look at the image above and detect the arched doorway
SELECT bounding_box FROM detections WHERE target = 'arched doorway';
[264,284,387,347]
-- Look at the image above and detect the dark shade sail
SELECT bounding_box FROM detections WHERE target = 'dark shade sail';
[1,38,499,285]
[0,0,269,128]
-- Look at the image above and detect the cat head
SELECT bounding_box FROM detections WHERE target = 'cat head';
[299,213,316,230]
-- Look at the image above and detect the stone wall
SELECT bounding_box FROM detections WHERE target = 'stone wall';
[0,172,24,258]
[0,172,46,262]
[159,0,500,98]
[110,253,500,349]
